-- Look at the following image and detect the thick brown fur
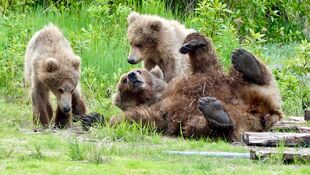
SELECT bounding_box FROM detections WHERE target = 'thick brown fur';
[24,24,87,128]
[127,12,195,82]
[112,33,283,141]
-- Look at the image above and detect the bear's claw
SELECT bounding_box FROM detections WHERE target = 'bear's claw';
[180,39,207,54]
[231,49,264,84]
[198,97,233,128]
[74,112,105,131]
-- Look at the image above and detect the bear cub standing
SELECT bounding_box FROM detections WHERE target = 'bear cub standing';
[24,24,87,128]
[127,12,195,82]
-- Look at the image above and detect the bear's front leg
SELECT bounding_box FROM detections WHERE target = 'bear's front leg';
[198,97,233,128]
[179,33,219,74]
[55,106,71,128]
[31,82,50,127]
[71,86,87,116]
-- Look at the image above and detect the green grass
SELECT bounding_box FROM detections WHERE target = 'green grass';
[1,100,310,174]
[0,1,309,174]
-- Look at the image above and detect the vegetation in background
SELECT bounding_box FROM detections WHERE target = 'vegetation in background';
[0,0,308,115]
[0,0,309,173]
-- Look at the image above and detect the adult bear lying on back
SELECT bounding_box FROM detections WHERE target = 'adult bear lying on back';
[111,33,283,141]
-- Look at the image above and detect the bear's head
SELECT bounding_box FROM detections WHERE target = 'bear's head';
[38,56,81,114]
[113,66,167,110]
[127,12,164,64]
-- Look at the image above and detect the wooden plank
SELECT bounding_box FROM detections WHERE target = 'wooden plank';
[250,147,310,163]
[272,125,310,133]
[275,120,306,126]
[305,109,310,121]
[288,117,305,122]
[242,132,310,147]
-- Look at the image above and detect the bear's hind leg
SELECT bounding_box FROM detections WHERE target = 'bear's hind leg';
[231,49,270,85]
[198,97,233,128]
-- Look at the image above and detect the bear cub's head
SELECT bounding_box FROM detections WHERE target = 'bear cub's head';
[127,12,163,64]
[113,66,167,110]
[39,56,81,114]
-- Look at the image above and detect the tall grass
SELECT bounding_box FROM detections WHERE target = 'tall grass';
[0,0,306,115]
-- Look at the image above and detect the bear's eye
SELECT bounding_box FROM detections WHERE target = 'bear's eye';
[135,44,143,48]
[122,78,127,84]
[58,88,64,94]
[136,70,142,74]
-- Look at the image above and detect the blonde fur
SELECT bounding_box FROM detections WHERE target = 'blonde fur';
[24,24,87,127]
[127,12,195,82]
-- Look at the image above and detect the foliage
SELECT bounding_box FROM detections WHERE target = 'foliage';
[0,0,308,116]
[187,0,309,43]
[229,0,309,43]
[191,0,233,39]
[273,40,310,115]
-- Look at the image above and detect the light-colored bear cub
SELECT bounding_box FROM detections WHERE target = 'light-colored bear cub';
[24,24,87,128]
[127,12,195,82]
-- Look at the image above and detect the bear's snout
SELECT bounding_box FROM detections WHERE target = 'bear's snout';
[128,58,136,64]
[128,72,137,80]
[62,106,71,113]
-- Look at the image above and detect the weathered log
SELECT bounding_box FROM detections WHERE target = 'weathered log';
[242,132,310,147]
[250,147,310,163]
[288,117,305,122]
[272,124,310,133]
[275,120,306,126]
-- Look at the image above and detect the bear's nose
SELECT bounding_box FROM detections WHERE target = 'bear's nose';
[128,72,137,80]
[128,59,136,64]
[63,106,71,113]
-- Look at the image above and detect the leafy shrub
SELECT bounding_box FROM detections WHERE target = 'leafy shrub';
[191,0,233,39]
[0,13,32,99]
[273,40,310,115]
[230,0,308,42]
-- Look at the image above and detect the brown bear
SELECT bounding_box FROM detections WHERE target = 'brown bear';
[127,12,195,82]
[111,32,283,141]
[24,24,87,128]
[113,66,167,111]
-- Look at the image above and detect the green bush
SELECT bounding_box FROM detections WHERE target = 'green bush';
[0,0,308,116]
[273,40,310,115]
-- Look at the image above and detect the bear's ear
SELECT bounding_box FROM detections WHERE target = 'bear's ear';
[45,57,59,72]
[72,56,81,70]
[150,66,164,80]
[127,12,140,24]
[150,20,162,32]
